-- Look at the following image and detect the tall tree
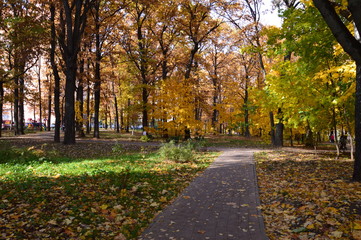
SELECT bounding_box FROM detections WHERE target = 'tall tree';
[50,3,62,142]
[312,0,361,181]
[1,0,46,136]
[58,0,93,144]
[90,0,123,138]
[122,0,159,131]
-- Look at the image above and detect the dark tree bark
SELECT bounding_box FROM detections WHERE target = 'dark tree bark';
[244,78,250,138]
[354,64,361,181]
[274,108,284,147]
[113,79,120,133]
[305,124,314,147]
[136,12,150,131]
[93,0,101,138]
[58,0,93,144]
[50,4,62,142]
[269,111,276,145]
[37,59,43,131]
[19,71,25,135]
[313,0,361,181]
[47,74,52,132]
[275,123,284,147]
[86,74,91,134]
[13,75,19,135]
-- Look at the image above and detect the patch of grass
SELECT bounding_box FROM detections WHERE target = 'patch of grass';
[0,143,216,239]
[255,151,361,240]
[158,141,195,163]
[203,135,270,148]
[83,130,143,140]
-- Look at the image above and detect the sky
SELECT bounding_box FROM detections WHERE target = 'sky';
[260,0,282,27]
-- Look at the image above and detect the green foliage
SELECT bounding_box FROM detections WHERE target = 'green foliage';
[140,135,151,142]
[158,141,195,163]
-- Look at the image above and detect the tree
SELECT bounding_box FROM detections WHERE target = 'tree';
[1,1,46,136]
[58,0,94,144]
[49,3,62,142]
[312,0,361,181]
[121,0,160,131]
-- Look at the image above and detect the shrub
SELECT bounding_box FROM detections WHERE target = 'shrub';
[140,135,151,142]
[158,141,194,163]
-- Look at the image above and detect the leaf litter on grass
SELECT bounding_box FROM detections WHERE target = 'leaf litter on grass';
[255,151,361,240]
[0,140,216,239]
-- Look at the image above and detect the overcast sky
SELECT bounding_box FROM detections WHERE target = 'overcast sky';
[260,0,282,27]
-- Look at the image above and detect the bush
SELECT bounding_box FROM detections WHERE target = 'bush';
[140,135,151,142]
[158,141,195,163]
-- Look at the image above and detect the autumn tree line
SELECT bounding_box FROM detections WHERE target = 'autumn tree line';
[0,0,360,180]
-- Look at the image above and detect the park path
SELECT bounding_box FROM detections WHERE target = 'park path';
[139,148,268,240]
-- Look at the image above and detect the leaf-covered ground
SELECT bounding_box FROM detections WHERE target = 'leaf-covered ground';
[0,139,216,239]
[255,151,361,240]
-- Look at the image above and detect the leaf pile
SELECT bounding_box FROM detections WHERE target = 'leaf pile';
[255,151,361,240]
[0,141,215,239]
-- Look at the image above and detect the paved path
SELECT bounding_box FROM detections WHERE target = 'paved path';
[139,148,268,240]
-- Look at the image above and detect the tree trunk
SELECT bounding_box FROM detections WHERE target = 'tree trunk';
[212,88,218,131]
[50,4,61,142]
[113,83,120,133]
[244,85,250,138]
[93,1,101,139]
[60,0,92,144]
[305,125,314,147]
[273,108,284,147]
[120,108,124,131]
[37,59,43,131]
[275,123,284,147]
[105,104,108,129]
[19,73,25,135]
[86,71,91,135]
[269,111,275,145]
[14,76,19,135]
[126,98,130,133]
[353,63,361,181]
[185,46,198,80]
[47,74,52,131]
[332,107,338,144]
[63,61,77,145]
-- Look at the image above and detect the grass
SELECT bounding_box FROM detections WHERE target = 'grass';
[0,140,217,239]
[202,135,270,148]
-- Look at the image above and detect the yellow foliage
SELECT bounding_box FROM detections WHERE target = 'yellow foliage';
[152,77,203,137]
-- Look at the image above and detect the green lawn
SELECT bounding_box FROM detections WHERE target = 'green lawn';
[0,141,216,239]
